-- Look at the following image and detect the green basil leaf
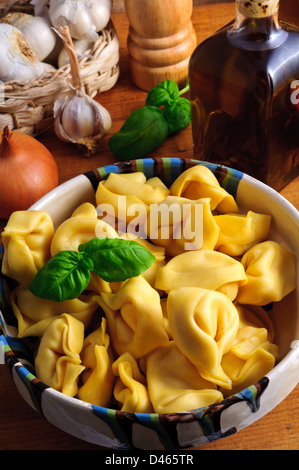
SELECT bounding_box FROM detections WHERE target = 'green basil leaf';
[29,251,93,302]
[78,237,156,282]
[146,80,180,107]
[108,106,169,160]
[163,97,192,135]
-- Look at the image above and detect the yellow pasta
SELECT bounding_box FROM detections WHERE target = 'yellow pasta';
[96,276,169,358]
[167,287,240,389]
[11,285,99,338]
[145,341,224,413]
[147,196,220,256]
[112,352,153,413]
[78,318,114,407]
[170,164,239,213]
[1,210,54,287]
[35,313,85,397]
[237,240,297,305]
[214,211,271,256]
[155,250,248,301]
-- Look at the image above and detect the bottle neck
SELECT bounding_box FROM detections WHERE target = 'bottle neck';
[227,0,287,50]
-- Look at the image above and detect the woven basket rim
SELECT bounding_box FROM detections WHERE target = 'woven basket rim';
[0,0,120,135]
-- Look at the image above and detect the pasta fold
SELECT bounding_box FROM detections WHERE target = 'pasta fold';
[214,211,271,256]
[78,317,114,407]
[11,286,99,338]
[221,306,279,396]
[1,210,54,287]
[155,250,247,300]
[170,165,239,213]
[237,241,296,305]
[167,287,239,389]
[145,341,224,413]
[35,313,85,397]
[147,196,220,256]
[96,276,169,358]
[112,352,153,413]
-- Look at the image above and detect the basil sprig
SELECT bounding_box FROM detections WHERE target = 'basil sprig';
[108,79,191,160]
[29,237,156,302]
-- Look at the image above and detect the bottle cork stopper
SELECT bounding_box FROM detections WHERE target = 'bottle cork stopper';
[237,0,279,18]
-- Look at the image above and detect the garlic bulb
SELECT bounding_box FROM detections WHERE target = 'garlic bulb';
[57,38,93,68]
[49,0,112,41]
[0,12,57,61]
[0,23,45,82]
[53,26,112,156]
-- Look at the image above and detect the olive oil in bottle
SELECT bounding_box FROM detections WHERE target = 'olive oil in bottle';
[189,0,299,191]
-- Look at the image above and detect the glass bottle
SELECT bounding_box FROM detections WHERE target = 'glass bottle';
[189,0,299,191]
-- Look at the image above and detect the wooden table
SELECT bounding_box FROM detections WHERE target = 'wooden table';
[1,3,299,451]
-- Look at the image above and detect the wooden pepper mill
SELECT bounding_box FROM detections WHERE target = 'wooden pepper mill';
[124,0,197,91]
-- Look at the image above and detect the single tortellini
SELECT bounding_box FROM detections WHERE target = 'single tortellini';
[11,286,99,338]
[145,341,224,413]
[155,250,248,301]
[112,352,153,413]
[1,210,54,287]
[221,316,279,396]
[170,165,239,213]
[147,195,220,256]
[50,216,118,256]
[214,211,271,256]
[71,202,98,219]
[167,287,240,389]
[237,240,296,305]
[95,172,169,229]
[78,317,114,407]
[35,313,85,397]
[96,276,169,359]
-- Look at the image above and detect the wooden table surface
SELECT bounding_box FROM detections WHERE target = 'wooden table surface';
[1,2,299,451]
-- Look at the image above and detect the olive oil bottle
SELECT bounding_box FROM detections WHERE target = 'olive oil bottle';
[189,0,299,190]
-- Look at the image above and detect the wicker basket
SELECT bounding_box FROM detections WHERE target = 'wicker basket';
[0,0,120,135]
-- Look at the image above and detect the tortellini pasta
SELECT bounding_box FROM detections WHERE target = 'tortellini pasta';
[147,196,220,256]
[1,210,54,287]
[96,276,169,359]
[214,211,271,256]
[221,304,279,396]
[145,341,224,413]
[78,317,114,407]
[35,313,85,397]
[155,250,248,300]
[11,285,99,338]
[112,352,153,413]
[169,164,239,213]
[237,240,297,305]
[167,287,240,389]
[2,164,296,415]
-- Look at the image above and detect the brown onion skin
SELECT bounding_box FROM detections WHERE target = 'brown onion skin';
[0,127,59,219]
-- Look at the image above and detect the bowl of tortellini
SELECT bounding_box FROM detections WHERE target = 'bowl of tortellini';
[1,157,299,450]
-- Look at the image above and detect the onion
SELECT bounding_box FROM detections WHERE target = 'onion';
[0,126,59,219]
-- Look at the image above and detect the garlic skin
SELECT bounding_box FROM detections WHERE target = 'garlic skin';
[57,38,93,68]
[54,90,112,155]
[49,0,112,41]
[0,23,45,82]
[0,12,57,61]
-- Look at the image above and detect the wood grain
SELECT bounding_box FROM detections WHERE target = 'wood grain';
[0,3,299,451]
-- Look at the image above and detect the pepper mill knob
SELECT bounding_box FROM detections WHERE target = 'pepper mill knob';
[124,0,197,91]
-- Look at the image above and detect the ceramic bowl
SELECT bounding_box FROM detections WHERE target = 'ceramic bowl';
[1,157,299,450]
